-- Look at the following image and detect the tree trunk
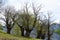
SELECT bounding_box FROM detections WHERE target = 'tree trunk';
[37,31,42,39]
[17,23,25,36]
[20,28,24,36]
[25,29,31,37]
[47,19,50,40]
[37,30,45,39]
[7,27,11,34]
[26,32,30,37]
[37,25,42,39]
[48,31,50,40]
[41,33,45,39]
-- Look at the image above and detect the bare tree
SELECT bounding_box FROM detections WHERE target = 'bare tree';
[32,3,44,39]
[23,3,42,37]
[1,6,15,34]
[12,10,26,36]
[36,14,47,39]
[44,12,53,40]
[16,10,33,37]
[47,13,51,40]
[11,3,42,37]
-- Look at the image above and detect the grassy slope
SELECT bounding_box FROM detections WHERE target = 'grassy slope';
[0,30,41,40]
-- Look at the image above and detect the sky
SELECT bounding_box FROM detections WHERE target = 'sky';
[2,0,60,23]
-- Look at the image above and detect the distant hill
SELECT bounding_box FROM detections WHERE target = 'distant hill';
[50,23,60,30]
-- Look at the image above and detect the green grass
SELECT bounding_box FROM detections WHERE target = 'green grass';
[0,30,42,40]
[54,28,60,35]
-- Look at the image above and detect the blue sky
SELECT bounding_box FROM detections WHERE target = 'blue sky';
[4,0,60,23]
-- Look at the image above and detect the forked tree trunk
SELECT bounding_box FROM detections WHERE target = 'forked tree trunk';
[7,27,11,34]
[25,29,32,37]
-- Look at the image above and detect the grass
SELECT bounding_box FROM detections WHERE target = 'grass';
[0,30,42,40]
[54,28,60,35]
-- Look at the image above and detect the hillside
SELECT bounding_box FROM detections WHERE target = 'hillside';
[0,30,41,40]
